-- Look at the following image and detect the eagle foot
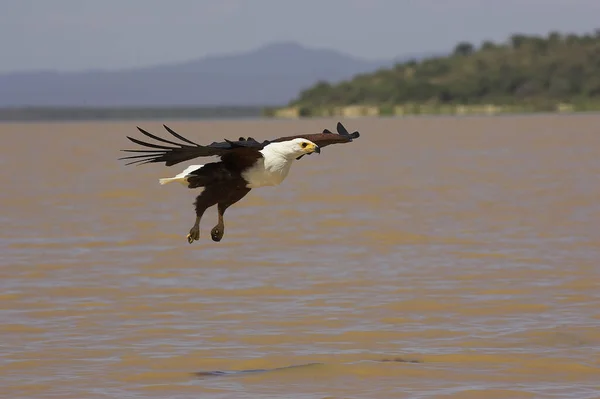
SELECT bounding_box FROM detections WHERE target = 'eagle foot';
[187,225,200,244]
[211,226,224,242]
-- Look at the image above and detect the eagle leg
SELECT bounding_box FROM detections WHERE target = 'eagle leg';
[187,223,200,244]
[187,190,220,244]
[210,187,251,242]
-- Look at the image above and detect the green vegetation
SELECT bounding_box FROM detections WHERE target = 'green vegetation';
[277,29,600,117]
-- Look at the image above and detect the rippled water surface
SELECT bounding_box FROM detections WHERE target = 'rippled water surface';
[2,115,600,398]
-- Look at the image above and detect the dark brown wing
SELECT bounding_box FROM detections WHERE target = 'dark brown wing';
[270,122,360,148]
[270,122,360,160]
[119,124,268,166]
[119,121,361,167]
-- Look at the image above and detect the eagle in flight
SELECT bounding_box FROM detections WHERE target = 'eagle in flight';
[120,122,360,244]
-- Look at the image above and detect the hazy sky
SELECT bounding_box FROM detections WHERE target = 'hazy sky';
[2,0,599,73]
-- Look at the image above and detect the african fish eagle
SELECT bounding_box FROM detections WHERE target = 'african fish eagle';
[119,122,360,244]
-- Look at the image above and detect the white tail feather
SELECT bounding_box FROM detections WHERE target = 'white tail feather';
[158,164,204,186]
[159,177,180,185]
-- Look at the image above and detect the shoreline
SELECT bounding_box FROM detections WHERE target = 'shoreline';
[2,103,600,122]
[262,102,600,119]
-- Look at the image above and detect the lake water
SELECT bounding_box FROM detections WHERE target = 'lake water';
[1,115,599,398]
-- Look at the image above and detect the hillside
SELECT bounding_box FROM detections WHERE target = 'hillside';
[288,30,600,114]
[0,42,433,107]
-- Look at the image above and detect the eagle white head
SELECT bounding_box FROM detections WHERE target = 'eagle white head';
[265,138,320,159]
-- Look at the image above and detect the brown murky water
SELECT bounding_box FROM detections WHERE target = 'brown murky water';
[2,115,600,398]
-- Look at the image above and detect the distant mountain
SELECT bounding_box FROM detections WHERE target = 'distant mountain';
[0,42,436,107]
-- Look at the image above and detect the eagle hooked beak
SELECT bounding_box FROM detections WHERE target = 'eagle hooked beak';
[301,142,320,156]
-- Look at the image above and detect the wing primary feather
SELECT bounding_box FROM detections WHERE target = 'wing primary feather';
[121,156,155,166]
[162,124,200,146]
[336,122,349,136]
[334,122,360,138]
[119,153,162,161]
[129,159,155,166]
[126,136,176,150]
[120,149,167,153]
[136,126,187,146]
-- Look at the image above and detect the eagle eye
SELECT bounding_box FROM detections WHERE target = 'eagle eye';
[301,142,308,148]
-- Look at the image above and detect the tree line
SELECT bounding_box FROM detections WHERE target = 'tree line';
[289,30,600,109]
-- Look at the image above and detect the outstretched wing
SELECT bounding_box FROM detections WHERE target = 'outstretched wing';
[270,122,361,160]
[119,124,268,166]
[271,122,360,148]
[119,121,361,166]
